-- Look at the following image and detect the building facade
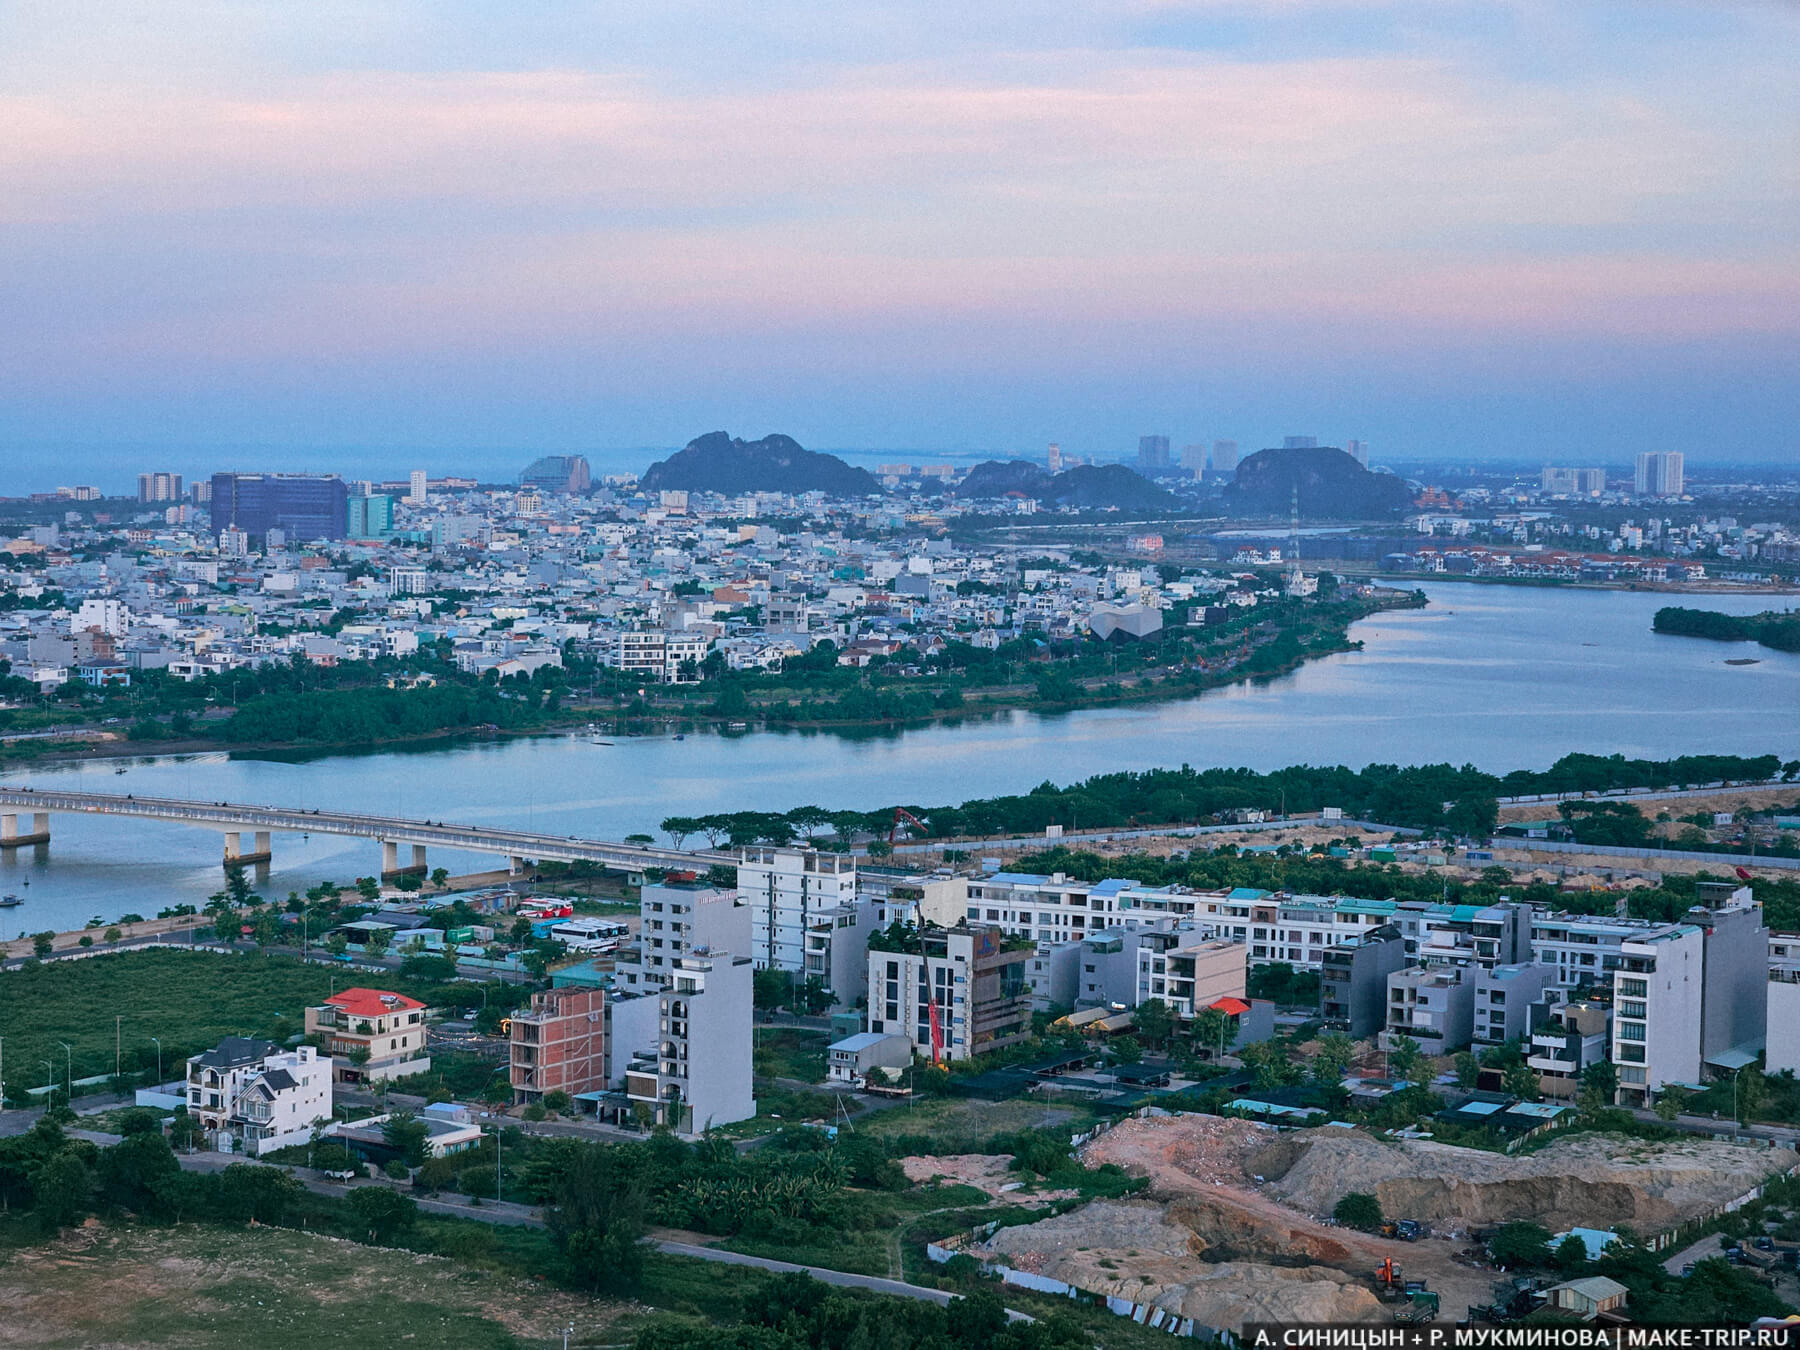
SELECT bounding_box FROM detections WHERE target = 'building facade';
[304,987,431,1083]
[210,472,349,542]
[865,924,1032,1063]
[742,847,858,974]
[510,986,608,1105]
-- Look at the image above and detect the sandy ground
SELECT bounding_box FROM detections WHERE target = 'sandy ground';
[0,911,210,959]
[1497,787,1800,825]
[900,1153,1079,1204]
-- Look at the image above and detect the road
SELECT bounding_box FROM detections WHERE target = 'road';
[166,1151,1031,1318]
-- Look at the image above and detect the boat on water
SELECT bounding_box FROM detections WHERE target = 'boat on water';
[0,894,22,908]
[1726,658,1761,666]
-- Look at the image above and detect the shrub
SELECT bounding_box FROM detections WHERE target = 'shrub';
[1334,1192,1383,1231]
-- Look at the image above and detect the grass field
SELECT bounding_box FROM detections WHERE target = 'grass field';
[0,948,451,1089]
[855,1096,1090,1150]
[751,1027,828,1083]
[0,1221,623,1349]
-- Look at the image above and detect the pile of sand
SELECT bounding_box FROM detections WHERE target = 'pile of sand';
[1085,1112,1797,1233]
[977,1200,1383,1330]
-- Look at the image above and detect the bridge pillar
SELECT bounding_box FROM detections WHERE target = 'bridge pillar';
[508,855,527,876]
[223,831,271,867]
[380,839,427,880]
[1,812,51,848]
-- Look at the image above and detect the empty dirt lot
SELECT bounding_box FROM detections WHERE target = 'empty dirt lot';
[1006,1113,1800,1329]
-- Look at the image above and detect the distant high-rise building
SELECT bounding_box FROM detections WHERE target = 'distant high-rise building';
[1211,440,1239,474]
[1137,435,1171,471]
[1345,440,1369,468]
[1634,451,1684,498]
[408,469,428,505]
[519,455,592,495]
[1283,435,1318,450]
[1046,442,1063,474]
[1541,467,1607,495]
[347,494,395,538]
[1179,443,1207,472]
[209,473,348,542]
[137,472,183,503]
[190,480,212,504]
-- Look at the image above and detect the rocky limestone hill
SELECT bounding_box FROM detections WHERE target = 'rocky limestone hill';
[1224,445,1414,518]
[641,432,878,497]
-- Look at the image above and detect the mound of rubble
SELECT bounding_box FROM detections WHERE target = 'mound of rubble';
[975,1200,1384,1329]
[1082,1113,1796,1233]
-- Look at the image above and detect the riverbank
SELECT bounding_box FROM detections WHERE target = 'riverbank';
[1,591,1414,772]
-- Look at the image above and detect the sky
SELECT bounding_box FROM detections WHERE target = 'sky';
[2,0,1797,489]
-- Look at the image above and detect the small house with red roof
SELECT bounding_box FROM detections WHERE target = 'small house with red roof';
[304,987,431,1084]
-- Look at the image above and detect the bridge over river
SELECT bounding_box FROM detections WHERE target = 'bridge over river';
[0,784,731,878]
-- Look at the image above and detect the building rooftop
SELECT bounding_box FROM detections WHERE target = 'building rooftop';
[322,987,425,1017]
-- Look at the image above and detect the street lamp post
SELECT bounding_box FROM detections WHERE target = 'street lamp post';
[58,1041,72,1101]
[151,1036,163,1086]
[41,1060,54,1103]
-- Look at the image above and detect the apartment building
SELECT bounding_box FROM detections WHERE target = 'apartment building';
[1470,962,1559,1048]
[186,1039,332,1156]
[1384,965,1475,1052]
[866,924,1032,1063]
[1530,912,1670,990]
[606,629,712,683]
[624,880,750,990]
[1768,964,1800,1077]
[1529,1001,1612,1100]
[1320,924,1407,1038]
[621,953,756,1132]
[1612,924,1704,1107]
[741,846,856,974]
[303,987,430,1084]
[509,986,607,1106]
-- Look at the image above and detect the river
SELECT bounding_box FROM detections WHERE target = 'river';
[3,583,1795,932]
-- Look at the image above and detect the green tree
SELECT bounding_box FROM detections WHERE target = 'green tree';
[1488,1221,1553,1269]
[31,931,54,959]
[97,1131,180,1214]
[1576,1059,1618,1116]
[32,1150,94,1231]
[1110,1035,1144,1065]
[1736,1067,1767,1124]
[216,1163,303,1225]
[545,1145,647,1295]
[103,926,122,947]
[347,1185,418,1240]
[1653,1083,1694,1121]
[1133,998,1174,1050]
[1503,1058,1540,1102]
[1553,1234,1590,1271]
[326,932,349,959]
[363,926,392,957]
[1453,1051,1481,1090]
[1333,1192,1383,1231]
[381,1112,430,1169]
[1310,1032,1355,1088]
[1190,1006,1231,1058]
[1387,1035,1424,1084]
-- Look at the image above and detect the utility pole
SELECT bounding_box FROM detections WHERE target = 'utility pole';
[151,1037,162,1086]
[115,1015,122,1085]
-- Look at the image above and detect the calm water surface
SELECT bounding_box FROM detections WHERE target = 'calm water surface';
[4,583,1795,930]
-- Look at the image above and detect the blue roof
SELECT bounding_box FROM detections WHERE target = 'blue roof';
[830,1032,892,1051]
[1460,1100,1506,1116]
[1228,888,1270,900]
[1091,879,1134,895]
[985,872,1052,886]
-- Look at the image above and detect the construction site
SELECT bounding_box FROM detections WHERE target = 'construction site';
[948,1114,1798,1332]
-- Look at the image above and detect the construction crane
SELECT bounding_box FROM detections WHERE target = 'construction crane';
[888,807,928,843]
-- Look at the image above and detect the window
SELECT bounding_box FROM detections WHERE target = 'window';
[1617,1021,1645,1042]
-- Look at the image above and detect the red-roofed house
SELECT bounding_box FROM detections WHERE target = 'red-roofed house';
[304,987,431,1084]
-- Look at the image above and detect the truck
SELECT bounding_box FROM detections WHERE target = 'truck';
[1381,1219,1426,1241]
[1394,1291,1440,1325]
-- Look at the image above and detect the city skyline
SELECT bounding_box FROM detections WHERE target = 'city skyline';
[2,1,1796,472]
